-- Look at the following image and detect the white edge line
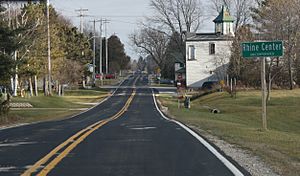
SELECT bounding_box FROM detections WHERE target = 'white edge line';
[151,89,244,176]
[0,78,127,131]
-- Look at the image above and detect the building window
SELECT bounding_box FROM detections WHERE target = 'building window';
[188,45,195,60]
[216,23,222,33]
[209,43,215,55]
[226,23,230,34]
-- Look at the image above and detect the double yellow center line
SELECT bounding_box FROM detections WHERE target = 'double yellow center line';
[22,89,136,176]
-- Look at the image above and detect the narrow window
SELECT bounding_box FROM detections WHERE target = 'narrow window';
[188,45,195,60]
[216,23,222,33]
[226,23,230,34]
[209,43,215,55]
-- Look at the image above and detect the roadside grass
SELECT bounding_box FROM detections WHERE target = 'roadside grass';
[95,76,126,86]
[151,83,175,87]
[158,89,300,176]
[1,89,108,125]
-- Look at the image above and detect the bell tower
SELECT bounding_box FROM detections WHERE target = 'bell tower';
[213,6,234,36]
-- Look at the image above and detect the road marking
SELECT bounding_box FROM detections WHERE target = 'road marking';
[0,142,36,147]
[21,90,136,176]
[130,127,157,130]
[0,166,17,172]
[152,90,244,176]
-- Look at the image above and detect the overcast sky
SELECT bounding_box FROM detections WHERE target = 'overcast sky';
[51,0,216,59]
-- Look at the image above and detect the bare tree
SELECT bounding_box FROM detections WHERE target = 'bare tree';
[211,0,232,13]
[150,0,204,34]
[148,0,205,59]
[130,28,169,69]
[212,48,231,82]
[252,0,300,90]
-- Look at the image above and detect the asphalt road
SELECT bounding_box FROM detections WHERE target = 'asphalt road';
[0,75,248,176]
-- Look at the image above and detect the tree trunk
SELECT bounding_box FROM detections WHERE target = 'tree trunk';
[83,78,86,88]
[13,51,18,97]
[55,80,59,94]
[10,77,14,93]
[58,84,62,96]
[34,75,38,96]
[267,73,272,102]
[61,85,64,96]
[43,77,48,96]
[13,72,18,97]
[29,77,33,97]
[288,55,294,90]
[230,78,233,97]
[226,74,229,87]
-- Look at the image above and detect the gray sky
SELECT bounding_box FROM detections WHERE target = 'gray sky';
[51,0,215,59]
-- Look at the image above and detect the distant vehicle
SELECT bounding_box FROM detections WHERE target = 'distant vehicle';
[201,81,220,90]
[105,74,115,79]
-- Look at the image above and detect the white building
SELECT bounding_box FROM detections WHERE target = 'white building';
[185,6,234,88]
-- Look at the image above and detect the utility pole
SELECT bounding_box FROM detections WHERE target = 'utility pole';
[104,20,110,74]
[99,18,103,75]
[89,19,101,86]
[47,0,52,95]
[92,19,96,86]
[75,8,88,33]
[7,3,14,92]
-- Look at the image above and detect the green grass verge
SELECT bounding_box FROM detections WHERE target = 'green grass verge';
[1,89,108,125]
[158,89,300,176]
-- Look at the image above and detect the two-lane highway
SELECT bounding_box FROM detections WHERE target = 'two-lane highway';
[0,75,248,176]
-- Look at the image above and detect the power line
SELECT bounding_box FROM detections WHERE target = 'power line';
[75,8,88,33]
[90,15,145,18]
[109,19,139,25]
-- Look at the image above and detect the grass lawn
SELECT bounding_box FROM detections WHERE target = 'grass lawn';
[158,89,300,176]
[1,89,108,125]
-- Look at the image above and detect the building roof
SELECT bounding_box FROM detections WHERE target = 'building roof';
[171,51,185,63]
[213,6,234,23]
[185,33,233,42]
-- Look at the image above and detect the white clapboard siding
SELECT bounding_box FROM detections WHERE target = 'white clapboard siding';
[186,40,232,88]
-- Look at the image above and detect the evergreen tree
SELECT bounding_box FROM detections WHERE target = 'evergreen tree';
[108,35,131,73]
[0,6,17,86]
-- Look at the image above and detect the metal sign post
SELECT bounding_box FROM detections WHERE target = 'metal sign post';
[242,41,283,131]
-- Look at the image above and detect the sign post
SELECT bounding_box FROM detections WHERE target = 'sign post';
[242,41,283,131]
[261,58,267,130]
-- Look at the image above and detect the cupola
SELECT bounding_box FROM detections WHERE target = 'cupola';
[213,6,234,36]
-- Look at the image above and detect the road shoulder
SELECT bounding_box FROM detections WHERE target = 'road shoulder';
[154,93,278,176]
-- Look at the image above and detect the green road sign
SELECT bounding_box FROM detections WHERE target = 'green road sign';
[242,41,283,58]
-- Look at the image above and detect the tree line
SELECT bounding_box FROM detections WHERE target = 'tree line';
[0,2,131,98]
[229,0,300,91]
